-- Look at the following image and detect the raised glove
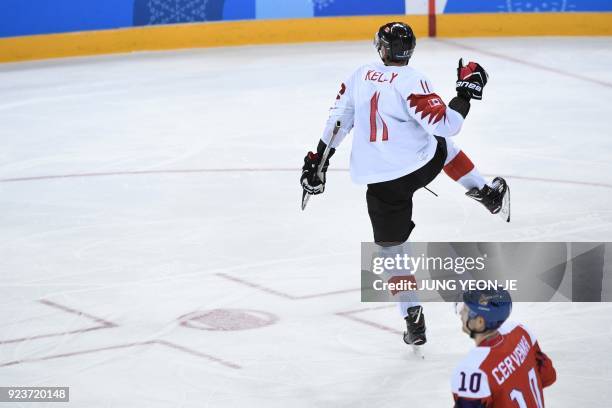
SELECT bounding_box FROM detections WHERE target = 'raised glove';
[456,58,489,101]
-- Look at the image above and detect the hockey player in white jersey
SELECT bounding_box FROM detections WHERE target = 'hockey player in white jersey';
[300,22,509,347]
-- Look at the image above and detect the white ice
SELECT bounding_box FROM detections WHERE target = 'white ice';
[1,37,612,407]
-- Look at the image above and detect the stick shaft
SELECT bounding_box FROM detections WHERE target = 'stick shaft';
[316,121,342,180]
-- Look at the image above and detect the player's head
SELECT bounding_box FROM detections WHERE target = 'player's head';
[456,288,512,339]
[374,22,416,66]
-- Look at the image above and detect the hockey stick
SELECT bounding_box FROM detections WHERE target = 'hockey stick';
[301,120,342,211]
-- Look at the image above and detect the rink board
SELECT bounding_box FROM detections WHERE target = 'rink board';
[1,12,611,63]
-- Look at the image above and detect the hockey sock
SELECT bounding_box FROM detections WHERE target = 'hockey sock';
[444,150,487,190]
[377,243,421,318]
[456,167,487,190]
[399,300,420,318]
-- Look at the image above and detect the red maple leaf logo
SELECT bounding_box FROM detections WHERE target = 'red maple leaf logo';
[407,93,447,125]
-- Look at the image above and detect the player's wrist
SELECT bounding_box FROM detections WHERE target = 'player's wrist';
[449,95,471,118]
[317,139,335,158]
[456,90,471,101]
[316,139,335,171]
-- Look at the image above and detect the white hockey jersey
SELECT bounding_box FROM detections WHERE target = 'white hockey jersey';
[321,62,464,184]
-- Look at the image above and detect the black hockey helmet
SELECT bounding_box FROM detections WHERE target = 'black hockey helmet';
[374,22,416,65]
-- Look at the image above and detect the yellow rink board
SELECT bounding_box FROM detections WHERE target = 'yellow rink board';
[0,13,610,63]
[436,12,612,37]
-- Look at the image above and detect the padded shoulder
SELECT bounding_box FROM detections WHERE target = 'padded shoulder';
[499,320,537,346]
[451,348,492,399]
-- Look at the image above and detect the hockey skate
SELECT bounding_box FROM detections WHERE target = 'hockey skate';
[465,177,510,222]
[403,306,426,359]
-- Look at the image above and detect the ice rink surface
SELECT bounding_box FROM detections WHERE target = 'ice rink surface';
[1,37,612,407]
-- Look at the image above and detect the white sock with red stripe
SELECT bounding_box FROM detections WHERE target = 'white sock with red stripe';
[456,168,487,190]
[377,243,421,319]
[399,301,420,318]
[443,148,487,190]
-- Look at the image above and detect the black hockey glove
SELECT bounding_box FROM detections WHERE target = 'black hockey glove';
[301,152,326,195]
[300,141,335,195]
[455,58,489,101]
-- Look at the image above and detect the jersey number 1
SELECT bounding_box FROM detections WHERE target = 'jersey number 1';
[370,92,388,142]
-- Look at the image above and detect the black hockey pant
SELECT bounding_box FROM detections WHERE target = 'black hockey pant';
[366,136,448,245]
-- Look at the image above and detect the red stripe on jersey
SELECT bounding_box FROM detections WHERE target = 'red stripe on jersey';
[336,83,346,100]
[370,92,389,142]
[382,120,388,141]
[370,92,378,141]
[444,150,475,181]
[407,93,447,125]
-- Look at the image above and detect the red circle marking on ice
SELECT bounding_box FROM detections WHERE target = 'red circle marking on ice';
[179,309,278,331]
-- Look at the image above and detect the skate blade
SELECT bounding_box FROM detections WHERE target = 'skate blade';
[412,345,425,359]
[499,184,510,223]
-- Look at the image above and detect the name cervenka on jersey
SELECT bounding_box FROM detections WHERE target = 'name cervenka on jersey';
[492,335,532,386]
